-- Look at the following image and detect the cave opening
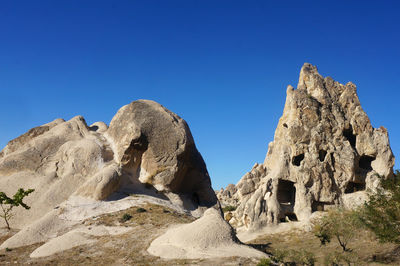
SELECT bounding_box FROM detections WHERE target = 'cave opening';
[292,154,304,166]
[277,180,296,205]
[319,150,327,162]
[359,155,375,171]
[192,192,200,205]
[277,180,297,223]
[345,181,366,194]
[343,126,356,148]
[312,201,331,212]
[280,213,298,223]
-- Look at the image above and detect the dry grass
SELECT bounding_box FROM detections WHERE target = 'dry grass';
[248,226,400,265]
[0,204,261,265]
[2,204,399,265]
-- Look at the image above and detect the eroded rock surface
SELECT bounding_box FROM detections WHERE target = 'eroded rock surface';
[147,208,265,259]
[0,100,216,230]
[218,63,395,230]
[106,100,217,207]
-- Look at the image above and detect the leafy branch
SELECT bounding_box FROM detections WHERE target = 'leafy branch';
[0,188,35,230]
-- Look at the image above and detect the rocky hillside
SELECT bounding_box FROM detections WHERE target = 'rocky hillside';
[218,63,395,230]
[0,100,217,231]
[0,100,267,262]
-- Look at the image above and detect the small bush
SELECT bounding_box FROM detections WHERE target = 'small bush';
[222,205,236,212]
[312,208,361,252]
[272,248,288,263]
[121,213,132,222]
[324,251,358,265]
[0,188,35,230]
[256,257,272,266]
[290,249,316,266]
[271,248,315,265]
[358,170,400,244]
[136,207,147,213]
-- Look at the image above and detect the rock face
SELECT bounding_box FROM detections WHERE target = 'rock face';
[0,99,217,229]
[147,208,265,259]
[218,63,395,230]
[106,100,216,206]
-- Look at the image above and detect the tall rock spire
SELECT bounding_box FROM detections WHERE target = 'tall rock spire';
[218,63,395,230]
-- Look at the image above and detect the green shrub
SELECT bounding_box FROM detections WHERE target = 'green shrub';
[0,188,35,230]
[358,170,400,243]
[271,248,315,265]
[288,249,315,265]
[323,251,358,266]
[312,208,361,252]
[256,257,272,266]
[136,207,147,213]
[222,205,236,212]
[121,213,132,222]
[271,248,288,263]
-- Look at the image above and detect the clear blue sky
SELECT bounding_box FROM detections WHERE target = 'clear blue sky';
[0,1,399,190]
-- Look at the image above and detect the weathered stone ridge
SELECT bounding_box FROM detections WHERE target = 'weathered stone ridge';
[0,100,217,229]
[106,100,217,206]
[218,63,395,230]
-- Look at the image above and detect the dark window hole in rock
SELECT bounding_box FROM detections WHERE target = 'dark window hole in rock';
[312,201,330,212]
[292,154,304,166]
[345,181,366,194]
[89,125,99,131]
[330,153,335,168]
[319,150,327,162]
[102,149,114,162]
[359,155,375,171]
[280,213,298,223]
[343,126,356,148]
[277,180,296,206]
[283,123,288,128]
[192,192,200,205]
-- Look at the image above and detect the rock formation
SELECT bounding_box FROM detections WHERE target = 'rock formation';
[147,208,265,259]
[0,100,267,261]
[218,63,395,230]
[0,99,217,229]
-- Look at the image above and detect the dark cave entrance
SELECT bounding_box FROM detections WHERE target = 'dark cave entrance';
[312,201,332,212]
[277,180,296,205]
[348,155,375,194]
[277,180,297,222]
[343,126,356,148]
[280,213,298,223]
[192,192,200,205]
[292,154,304,166]
[359,155,375,171]
[345,181,366,194]
[319,150,327,162]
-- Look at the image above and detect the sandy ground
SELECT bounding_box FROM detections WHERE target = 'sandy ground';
[248,224,400,265]
[0,204,266,265]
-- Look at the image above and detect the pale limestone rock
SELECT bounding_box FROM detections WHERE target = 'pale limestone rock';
[218,63,395,230]
[89,121,108,133]
[147,208,265,259]
[0,100,216,230]
[0,116,106,228]
[29,225,132,258]
[74,163,122,200]
[106,100,217,207]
